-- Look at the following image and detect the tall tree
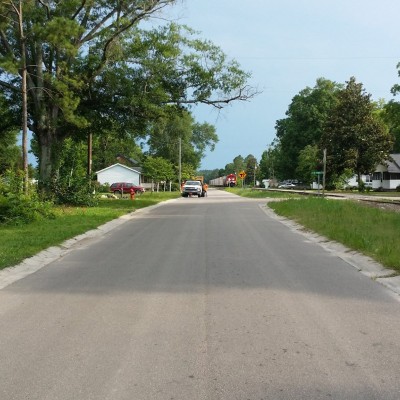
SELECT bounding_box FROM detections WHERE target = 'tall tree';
[381,101,400,152]
[0,2,256,184]
[321,77,394,186]
[296,144,320,184]
[0,92,20,173]
[274,78,342,179]
[146,108,218,171]
[244,154,257,185]
[386,60,400,151]
[143,156,174,189]
[232,155,245,174]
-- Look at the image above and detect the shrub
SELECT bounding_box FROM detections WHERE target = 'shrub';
[47,176,99,206]
[0,170,54,225]
[95,182,111,193]
[396,185,400,192]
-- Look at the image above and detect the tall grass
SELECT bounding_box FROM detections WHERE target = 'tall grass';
[0,192,180,270]
[269,198,400,271]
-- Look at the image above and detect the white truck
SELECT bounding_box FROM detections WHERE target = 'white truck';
[181,180,203,197]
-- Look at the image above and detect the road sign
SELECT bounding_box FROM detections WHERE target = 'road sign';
[311,171,324,175]
[239,171,246,179]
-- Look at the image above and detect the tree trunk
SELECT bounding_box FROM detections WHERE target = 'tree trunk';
[36,125,58,183]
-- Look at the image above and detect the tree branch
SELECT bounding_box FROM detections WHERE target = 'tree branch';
[163,86,261,109]
[0,78,19,92]
[0,29,17,61]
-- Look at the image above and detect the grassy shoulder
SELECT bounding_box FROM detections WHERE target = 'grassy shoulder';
[0,191,180,271]
[268,197,400,272]
[225,187,301,198]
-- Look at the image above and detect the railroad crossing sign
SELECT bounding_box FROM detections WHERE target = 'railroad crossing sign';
[239,171,246,179]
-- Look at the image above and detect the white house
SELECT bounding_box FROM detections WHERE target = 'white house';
[346,174,372,189]
[96,163,142,186]
[372,154,400,190]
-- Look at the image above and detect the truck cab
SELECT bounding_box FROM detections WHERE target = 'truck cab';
[181,180,203,197]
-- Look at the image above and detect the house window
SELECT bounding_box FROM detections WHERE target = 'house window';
[372,172,381,180]
[390,173,400,180]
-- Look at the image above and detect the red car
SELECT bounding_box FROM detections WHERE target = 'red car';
[109,182,145,195]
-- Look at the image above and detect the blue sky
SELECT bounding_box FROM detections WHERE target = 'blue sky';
[163,0,400,170]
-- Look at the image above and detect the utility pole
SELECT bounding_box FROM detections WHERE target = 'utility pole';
[87,132,92,176]
[253,161,257,187]
[322,148,327,197]
[178,137,182,190]
[14,1,29,193]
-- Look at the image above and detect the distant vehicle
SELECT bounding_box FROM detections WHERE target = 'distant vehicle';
[209,173,237,187]
[278,183,296,189]
[110,182,145,195]
[182,180,203,197]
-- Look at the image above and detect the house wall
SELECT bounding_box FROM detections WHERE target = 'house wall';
[97,165,140,185]
[346,174,371,188]
[372,172,400,190]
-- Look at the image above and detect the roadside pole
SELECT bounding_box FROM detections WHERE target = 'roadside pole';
[239,171,246,188]
[322,148,327,197]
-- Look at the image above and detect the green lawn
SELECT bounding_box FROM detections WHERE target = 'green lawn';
[0,192,180,270]
[268,197,400,271]
[225,187,301,198]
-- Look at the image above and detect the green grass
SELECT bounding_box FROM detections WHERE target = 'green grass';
[0,191,180,270]
[269,197,400,271]
[226,187,301,198]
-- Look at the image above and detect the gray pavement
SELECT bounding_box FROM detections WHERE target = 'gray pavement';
[1,189,400,400]
[2,190,399,296]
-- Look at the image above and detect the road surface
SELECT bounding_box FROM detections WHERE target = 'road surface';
[1,189,400,399]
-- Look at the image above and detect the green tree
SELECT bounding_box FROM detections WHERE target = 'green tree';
[0,93,20,173]
[274,78,342,179]
[381,101,400,152]
[0,2,256,184]
[296,144,320,184]
[93,132,143,172]
[387,61,400,151]
[258,145,278,181]
[143,156,174,189]
[180,162,196,181]
[146,109,218,170]
[224,162,235,174]
[197,168,220,183]
[244,154,257,186]
[232,155,245,175]
[321,77,394,188]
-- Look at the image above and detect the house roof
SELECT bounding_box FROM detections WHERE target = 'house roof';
[116,154,140,166]
[387,154,400,173]
[95,163,141,175]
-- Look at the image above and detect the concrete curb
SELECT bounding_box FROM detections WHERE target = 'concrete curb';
[259,203,400,298]
[0,198,178,290]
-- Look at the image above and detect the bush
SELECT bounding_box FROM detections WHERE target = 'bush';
[0,170,55,225]
[95,182,111,193]
[358,180,366,193]
[396,185,400,192]
[171,182,181,192]
[0,192,54,225]
[47,176,99,206]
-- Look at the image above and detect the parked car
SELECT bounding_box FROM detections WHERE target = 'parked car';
[110,182,145,195]
[278,183,296,189]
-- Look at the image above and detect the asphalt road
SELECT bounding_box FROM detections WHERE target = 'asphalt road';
[1,189,400,400]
